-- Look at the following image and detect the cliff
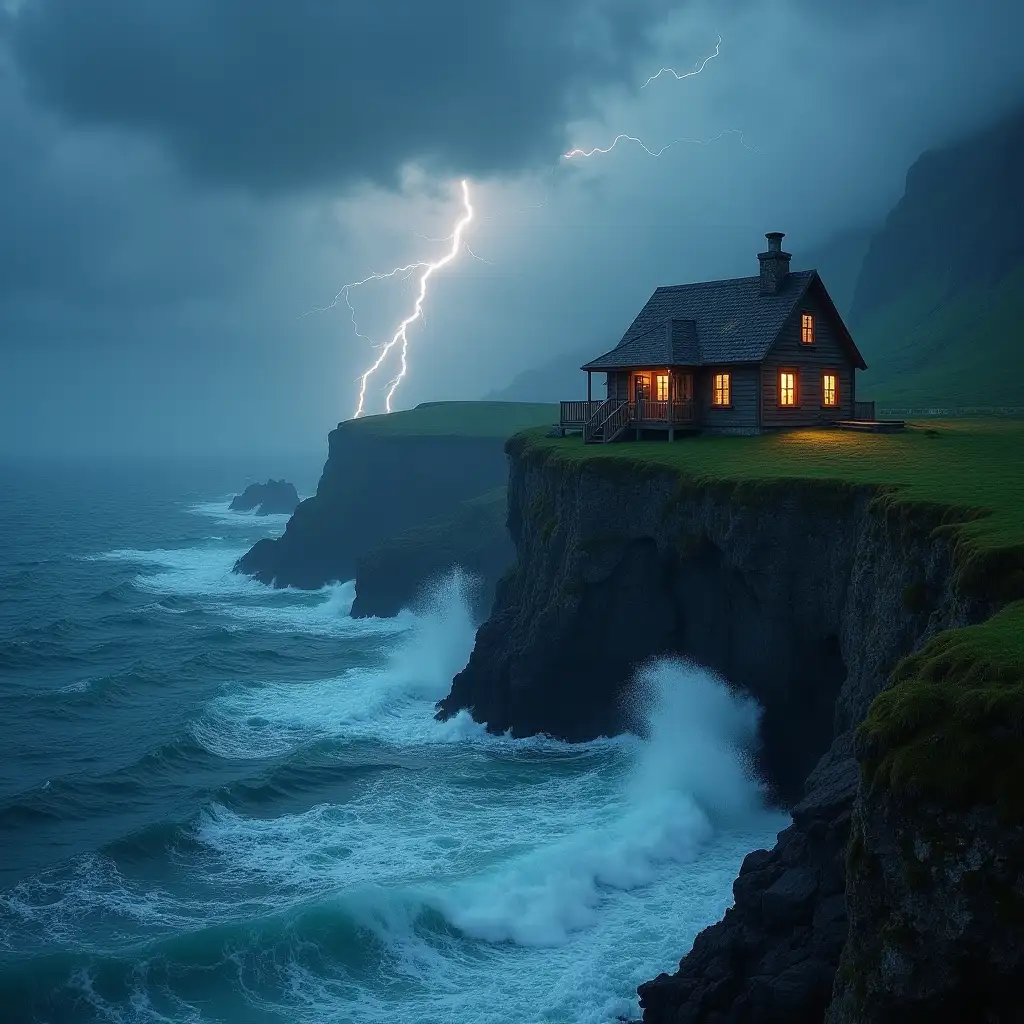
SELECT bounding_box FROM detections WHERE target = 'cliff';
[350,487,514,621]
[234,402,554,589]
[436,422,1024,1021]
[851,106,1024,326]
[851,105,1024,408]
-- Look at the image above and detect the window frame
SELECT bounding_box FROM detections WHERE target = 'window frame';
[800,312,815,345]
[778,368,799,408]
[711,371,732,408]
[821,370,839,409]
[655,373,670,402]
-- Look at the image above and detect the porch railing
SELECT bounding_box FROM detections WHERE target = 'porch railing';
[630,399,696,423]
[559,399,605,426]
[853,401,876,421]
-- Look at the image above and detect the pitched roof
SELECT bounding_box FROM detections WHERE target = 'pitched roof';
[581,269,864,369]
[581,318,699,370]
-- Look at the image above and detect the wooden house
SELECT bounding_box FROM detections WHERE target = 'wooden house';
[560,232,871,441]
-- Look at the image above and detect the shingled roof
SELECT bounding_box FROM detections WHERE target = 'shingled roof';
[581,269,863,369]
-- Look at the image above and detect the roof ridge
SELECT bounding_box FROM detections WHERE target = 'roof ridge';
[655,268,816,293]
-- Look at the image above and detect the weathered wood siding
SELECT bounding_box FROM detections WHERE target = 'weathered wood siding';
[606,371,628,402]
[697,365,760,429]
[761,281,856,427]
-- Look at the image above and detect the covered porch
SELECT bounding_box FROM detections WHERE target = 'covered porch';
[560,367,697,443]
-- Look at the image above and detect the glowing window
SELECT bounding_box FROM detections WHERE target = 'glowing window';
[712,372,731,407]
[779,370,797,407]
[801,313,815,345]
[656,374,669,401]
[822,372,838,407]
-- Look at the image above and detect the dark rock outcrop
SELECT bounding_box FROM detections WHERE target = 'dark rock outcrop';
[638,754,857,1024]
[235,425,510,589]
[229,479,300,515]
[825,773,1024,1022]
[350,488,514,621]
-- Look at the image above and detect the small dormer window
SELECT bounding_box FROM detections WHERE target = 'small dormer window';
[801,313,815,344]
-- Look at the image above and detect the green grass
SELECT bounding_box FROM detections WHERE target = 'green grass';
[514,418,1024,817]
[341,401,558,439]
[856,264,1024,408]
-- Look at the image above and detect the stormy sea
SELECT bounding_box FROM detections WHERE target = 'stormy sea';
[0,456,784,1024]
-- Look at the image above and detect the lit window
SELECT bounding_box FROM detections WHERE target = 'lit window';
[801,313,815,344]
[779,370,797,407]
[656,374,669,401]
[713,372,731,407]
[822,372,838,407]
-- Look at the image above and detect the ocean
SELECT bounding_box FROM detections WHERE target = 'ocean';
[0,455,785,1024]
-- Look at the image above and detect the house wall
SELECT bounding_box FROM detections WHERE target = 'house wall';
[607,371,629,402]
[761,282,856,428]
[697,365,760,431]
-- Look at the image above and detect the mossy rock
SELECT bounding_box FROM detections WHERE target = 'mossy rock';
[857,601,1024,823]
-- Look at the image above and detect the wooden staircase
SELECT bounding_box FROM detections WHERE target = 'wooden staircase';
[583,400,629,444]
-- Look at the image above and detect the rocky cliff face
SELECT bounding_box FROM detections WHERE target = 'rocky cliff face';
[235,425,510,588]
[826,789,1024,1023]
[438,443,981,801]
[437,438,1002,1021]
[350,488,514,621]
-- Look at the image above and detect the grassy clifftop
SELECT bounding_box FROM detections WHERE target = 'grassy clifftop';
[342,401,558,438]
[512,419,1024,819]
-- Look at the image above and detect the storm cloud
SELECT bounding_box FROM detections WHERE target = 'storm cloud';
[4,0,682,192]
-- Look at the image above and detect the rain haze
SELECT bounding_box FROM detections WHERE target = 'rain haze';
[2,0,1023,456]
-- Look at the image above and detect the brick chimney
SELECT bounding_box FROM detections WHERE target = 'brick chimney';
[758,232,791,295]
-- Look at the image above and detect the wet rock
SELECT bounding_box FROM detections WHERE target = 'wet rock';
[229,478,299,515]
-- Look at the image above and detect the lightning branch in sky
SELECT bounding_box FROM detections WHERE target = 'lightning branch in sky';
[561,35,753,161]
[642,33,722,88]
[563,127,754,160]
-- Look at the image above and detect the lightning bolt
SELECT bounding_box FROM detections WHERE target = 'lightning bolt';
[347,179,473,418]
[322,34,744,418]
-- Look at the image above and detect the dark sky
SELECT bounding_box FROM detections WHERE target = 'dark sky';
[2,0,1023,455]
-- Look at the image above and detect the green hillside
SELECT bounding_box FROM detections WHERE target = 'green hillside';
[851,105,1024,408]
[858,264,1024,407]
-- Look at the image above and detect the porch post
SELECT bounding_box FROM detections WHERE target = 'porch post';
[587,371,592,405]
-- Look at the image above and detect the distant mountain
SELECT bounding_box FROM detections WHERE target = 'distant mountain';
[853,105,1024,406]
[803,226,876,320]
[482,347,595,403]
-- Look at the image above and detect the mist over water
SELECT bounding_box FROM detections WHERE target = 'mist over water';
[0,461,785,1023]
